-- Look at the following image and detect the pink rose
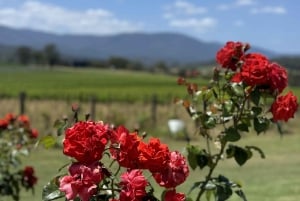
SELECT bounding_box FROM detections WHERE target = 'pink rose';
[59,162,105,201]
[119,169,148,201]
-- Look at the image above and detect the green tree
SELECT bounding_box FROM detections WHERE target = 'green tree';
[44,44,60,67]
[15,46,32,65]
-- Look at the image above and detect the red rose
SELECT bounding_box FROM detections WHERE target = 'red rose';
[17,114,30,127]
[152,151,189,188]
[231,72,243,83]
[119,169,148,201]
[22,166,37,188]
[267,62,288,94]
[240,53,270,87]
[0,118,8,129]
[138,138,170,172]
[59,162,104,201]
[216,41,246,71]
[110,126,142,169]
[63,121,110,164]
[164,189,186,201]
[30,128,39,138]
[5,113,16,123]
[270,92,298,122]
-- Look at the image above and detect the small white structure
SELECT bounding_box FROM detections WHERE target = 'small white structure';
[168,119,185,136]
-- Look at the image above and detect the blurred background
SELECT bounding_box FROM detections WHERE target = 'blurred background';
[0,0,299,201]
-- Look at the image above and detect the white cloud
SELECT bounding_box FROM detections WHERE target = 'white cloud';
[216,0,255,11]
[164,1,215,33]
[173,0,207,15]
[250,6,286,14]
[0,0,142,35]
[169,17,217,32]
[235,0,256,6]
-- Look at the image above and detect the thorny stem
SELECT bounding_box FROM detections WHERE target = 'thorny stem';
[195,140,227,201]
[196,89,248,201]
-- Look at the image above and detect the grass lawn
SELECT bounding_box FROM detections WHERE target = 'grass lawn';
[16,128,300,201]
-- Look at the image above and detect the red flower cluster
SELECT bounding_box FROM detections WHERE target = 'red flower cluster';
[60,121,189,201]
[0,113,39,139]
[217,41,298,122]
[22,166,37,188]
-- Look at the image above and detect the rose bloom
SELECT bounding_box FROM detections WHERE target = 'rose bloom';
[110,126,142,169]
[30,128,39,138]
[164,189,186,201]
[17,114,30,127]
[5,113,16,123]
[270,91,298,122]
[240,53,270,87]
[138,138,170,172]
[152,151,189,188]
[59,162,105,201]
[267,62,288,94]
[63,121,110,164]
[216,41,246,71]
[119,169,148,201]
[22,166,37,188]
[0,118,8,129]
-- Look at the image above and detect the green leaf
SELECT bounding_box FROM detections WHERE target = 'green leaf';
[234,147,249,166]
[223,100,233,117]
[250,88,260,106]
[246,146,266,159]
[187,145,200,170]
[231,83,244,97]
[254,117,270,134]
[235,189,248,201]
[251,106,262,116]
[203,115,216,129]
[215,184,232,201]
[196,153,209,169]
[206,189,213,201]
[54,119,68,136]
[42,176,64,201]
[226,145,235,158]
[224,127,241,142]
[40,135,57,149]
[237,123,249,132]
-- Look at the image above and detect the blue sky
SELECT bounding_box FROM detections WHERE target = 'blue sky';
[0,0,299,54]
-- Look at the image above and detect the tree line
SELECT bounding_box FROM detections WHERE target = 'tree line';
[5,43,201,78]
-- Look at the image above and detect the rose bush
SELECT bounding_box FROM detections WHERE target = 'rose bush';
[176,41,298,200]
[43,111,189,201]
[0,113,38,201]
[43,41,298,201]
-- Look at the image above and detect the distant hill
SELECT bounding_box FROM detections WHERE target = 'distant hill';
[0,25,278,64]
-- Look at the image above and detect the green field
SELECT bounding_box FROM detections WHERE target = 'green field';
[0,66,206,103]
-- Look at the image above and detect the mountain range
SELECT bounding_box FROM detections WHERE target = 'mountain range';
[0,25,278,64]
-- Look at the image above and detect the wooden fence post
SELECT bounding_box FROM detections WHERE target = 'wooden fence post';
[19,91,26,114]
